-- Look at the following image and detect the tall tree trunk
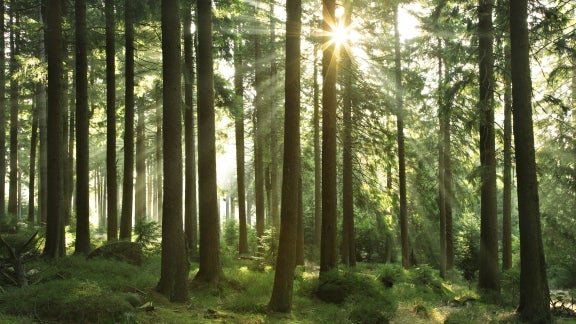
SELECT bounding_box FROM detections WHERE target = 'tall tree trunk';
[135,100,147,225]
[502,40,512,271]
[183,0,198,258]
[105,0,118,241]
[29,80,41,224]
[194,0,221,285]
[155,86,163,222]
[120,0,135,240]
[320,0,338,274]
[478,0,500,292]
[509,0,551,321]
[269,0,301,309]
[313,44,321,248]
[38,3,48,226]
[234,38,249,255]
[269,1,280,229]
[44,0,65,258]
[438,43,447,278]
[341,0,355,267]
[0,0,5,224]
[253,0,265,253]
[393,4,409,269]
[74,0,91,254]
[8,10,19,221]
[156,0,189,303]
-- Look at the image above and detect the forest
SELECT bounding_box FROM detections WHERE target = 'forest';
[0,0,574,322]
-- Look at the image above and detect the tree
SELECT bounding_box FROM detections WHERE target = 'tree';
[268,0,301,310]
[75,0,91,254]
[120,0,135,241]
[0,0,5,224]
[194,0,221,285]
[477,0,500,292]
[135,100,147,225]
[8,8,20,220]
[320,0,338,274]
[341,0,355,267]
[393,3,409,269]
[313,43,321,248]
[183,0,198,258]
[509,0,551,320]
[156,0,189,303]
[105,0,118,241]
[234,36,249,255]
[44,0,66,258]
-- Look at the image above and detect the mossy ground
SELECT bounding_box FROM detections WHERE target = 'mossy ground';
[0,255,573,323]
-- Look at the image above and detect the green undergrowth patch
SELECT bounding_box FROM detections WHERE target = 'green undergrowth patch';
[0,255,159,323]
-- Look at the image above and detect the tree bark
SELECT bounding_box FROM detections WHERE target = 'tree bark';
[393,4,409,269]
[0,0,5,224]
[8,10,19,221]
[194,0,221,285]
[183,0,198,258]
[234,37,249,255]
[478,0,500,292]
[509,0,551,321]
[269,0,301,310]
[44,0,65,258]
[320,0,338,275]
[120,0,135,240]
[313,44,322,248]
[156,0,189,303]
[105,0,118,241]
[75,0,91,254]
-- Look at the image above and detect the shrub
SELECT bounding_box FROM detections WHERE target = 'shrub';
[377,263,406,288]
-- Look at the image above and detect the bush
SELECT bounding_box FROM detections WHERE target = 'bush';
[377,263,406,288]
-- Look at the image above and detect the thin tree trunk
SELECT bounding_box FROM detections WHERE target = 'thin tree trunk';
[502,41,512,271]
[269,1,280,229]
[313,44,321,248]
[253,0,265,253]
[183,0,198,258]
[438,42,446,278]
[120,0,135,240]
[393,4,409,269]
[156,87,163,223]
[105,0,118,241]
[8,10,19,220]
[0,0,5,224]
[135,100,147,225]
[341,0,355,267]
[234,38,249,255]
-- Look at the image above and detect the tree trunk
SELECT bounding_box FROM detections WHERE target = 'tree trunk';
[509,0,551,321]
[502,41,512,271]
[313,44,321,248]
[478,0,500,293]
[234,38,249,255]
[105,0,118,241]
[438,43,446,278]
[155,86,163,223]
[341,0,355,267]
[269,1,280,229]
[120,0,135,240]
[75,0,91,254]
[393,4,409,269]
[183,0,198,258]
[0,0,5,224]
[8,10,19,221]
[44,0,65,258]
[135,100,147,225]
[28,80,41,224]
[269,0,301,309]
[320,0,338,274]
[156,0,189,303]
[194,0,221,285]
[253,1,265,253]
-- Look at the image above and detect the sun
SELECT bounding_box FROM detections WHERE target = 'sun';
[330,21,351,48]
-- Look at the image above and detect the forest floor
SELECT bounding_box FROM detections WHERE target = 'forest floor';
[0,250,575,323]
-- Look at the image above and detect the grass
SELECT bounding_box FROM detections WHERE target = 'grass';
[0,253,572,323]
